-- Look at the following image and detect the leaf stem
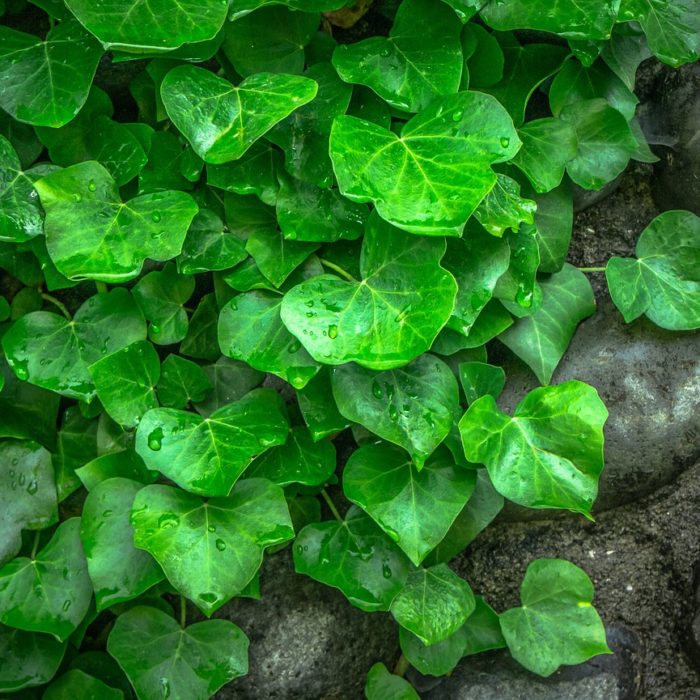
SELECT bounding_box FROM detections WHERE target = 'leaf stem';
[320,488,343,523]
[393,653,410,677]
[41,293,71,320]
[30,531,41,559]
[180,596,187,628]
[319,258,357,283]
[95,281,108,294]
[578,266,607,273]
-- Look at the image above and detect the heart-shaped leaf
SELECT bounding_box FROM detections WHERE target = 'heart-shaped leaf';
[131,480,293,614]
[157,355,213,409]
[0,626,67,693]
[43,669,124,700]
[364,663,420,700]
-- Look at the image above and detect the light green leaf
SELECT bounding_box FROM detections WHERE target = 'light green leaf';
[0,21,102,127]
[390,564,475,644]
[459,362,506,404]
[135,388,289,496]
[459,381,608,515]
[530,181,574,272]
[281,213,457,369]
[0,626,67,693]
[43,669,124,700]
[606,210,700,330]
[364,663,420,700]
[2,289,147,401]
[330,92,520,236]
[107,606,248,699]
[161,65,318,164]
[0,519,92,641]
[474,173,537,237]
[500,559,610,676]
[131,480,293,613]
[157,355,213,409]
[35,161,198,282]
[331,354,459,468]
[344,443,475,566]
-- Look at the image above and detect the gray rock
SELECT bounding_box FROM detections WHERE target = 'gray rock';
[419,624,641,700]
[495,296,700,511]
[216,549,398,700]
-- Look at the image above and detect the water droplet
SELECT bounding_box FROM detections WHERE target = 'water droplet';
[148,427,164,451]
[151,211,161,222]
[207,525,216,532]
[62,599,71,611]
[304,300,314,308]
[87,180,96,192]
[328,324,338,339]
[102,509,113,518]
[11,458,18,466]
[295,544,304,555]
[388,404,399,422]
[73,193,82,203]
[500,136,511,148]
[15,366,29,380]
[371,381,383,399]
[26,480,38,495]
[515,286,533,307]
[215,538,226,551]
[382,563,393,579]
[288,341,301,354]
[160,678,171,699]
[158,513,180,529]
[199,592,219,604]
[452,110,463,122]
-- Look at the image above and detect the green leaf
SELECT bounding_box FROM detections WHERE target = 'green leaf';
[459,362,506,403]
[157,355,213,409]
[35,161,198,282]
[2,289,147,401]
[330,92,520,236]
[295,369,351,441]
[54,408,98,500]
[474,173,537,237]
[462,23,505,88]
[331,355,459,468]
[493,224,541,308]
[294,505,412,612]
[332,0,462,113]
[161,65,318,164]
[390,564,475,644]
[481,0,620,39]
[131,480,293,613]
[601,26,652,90]
[135,388,289,496]
[459,381,608,515]
[560,99,637,190]
[107,606,248,699]
[133,263,195,345]
[180,294,220,361]
[64,0,229,52]
[223,6,319,76]
[229,0,344,19]
[75,450,158,492]
[500,559,610,676]
[89,341,160,427]
[0,21,102,127]
[499,265,596,384]
[511,118,578,193]
[219,290,322,389]
[0,112,42,169]
[399,624,467,676]
[267,62,353,187]
[0,626,67,693]
[43,669,124,700]
[364,663,420,700]
[606,210,700,330]
[530,181,574,272]
[0,440,57,566]
[0,519,92,641]
[281,213,457,369]
[247,426,336,486]
[462,595,506,655]
[193,357,264,416]
[344,443,475,565]
[80,478,163,611]
[138,130,192,194]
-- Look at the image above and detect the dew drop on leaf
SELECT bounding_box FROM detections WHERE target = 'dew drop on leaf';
[328,324,338,339]
[87,180,96,192]
[148,427,164,451]
[26,480,38,495]
[157,513,180,529]
[500,136,511,148]
[215,538,226,551]
[62,599,71,611]
[371,381,383,399]
[151,211,161,222]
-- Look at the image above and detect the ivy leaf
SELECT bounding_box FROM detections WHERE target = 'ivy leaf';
[330,92,520,236]
[530,181,574,273]
[606,210,700,330]
[331,355,459,468]
[157,355,213,409]
[133,263,195,345]
[459,381,608,516]
[364,663,419,700]
[343,443,475,566]
[481,0,620,40]
[247,426,336,486]
[0,626,67,693]
[218,290,322,389]
[399,624,467,676]
[43,669,124,700]
[80,478,163,611]
[296,369,351,441]
[0,21,102,127]
[294,505,412,612]
[473,173,537,237]
[390,564,476,644]
[499,265,596,384]
[459,362,506,403]
[332,0,463,113]
[135,388,289,496]
[180,294,220,361]
[0,519,92,642]
[511,118,578,193]
[131,480,294,614]
[2,289,147,401]
[54,408,98,501]
[246,230,318,288]
[89,341,160,427]
[161,65,318,164]
[64,0,229,52]
[229,0,344,19]
[500,559,610,676]
[75,450,158,492]
[462,595,506,655]
[0,440,58,566]
[107,606,248,699]
[493,224,541,308]
[281,213,457,369]
[193,357,264,417]
[462,23,505,88]
[35,161,198,282]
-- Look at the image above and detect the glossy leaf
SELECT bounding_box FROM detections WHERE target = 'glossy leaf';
[131,480,294,614]
[399,624,467,676]
[0,626,67,693]
[161,65,318,164]
[459,362,506,404]
[364,663,420,700]
[157,355,213,409]
[43,669,124,700]
[460,381,608,516]
[75,450,158,492]
[193,357,264,417]
[330,92,520,236]
[606,210,700,330]
[180,294,221,361]
[500,559,610,676]
[295,369,351,441]
[474,173,537,237]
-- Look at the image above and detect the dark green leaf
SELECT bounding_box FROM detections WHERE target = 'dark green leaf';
[193,357,264,416]
[157,355,213,409]
[180,294,220,361]
[295,369,351,441]
[0,626,66,693]
[43,669,124,700]
[459,362,506,403]
[364,663,419,700]
[75,450,158,492]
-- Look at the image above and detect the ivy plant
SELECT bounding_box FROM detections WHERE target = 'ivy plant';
[0,0,698,698]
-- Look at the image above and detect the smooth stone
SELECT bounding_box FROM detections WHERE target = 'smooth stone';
[495,296,700,512]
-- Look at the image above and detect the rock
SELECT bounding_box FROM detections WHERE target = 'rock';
[495,296,700,511]
[418,624,641,700]
[687,610,700,671]
[216,549,398,700]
